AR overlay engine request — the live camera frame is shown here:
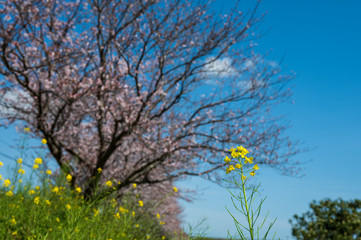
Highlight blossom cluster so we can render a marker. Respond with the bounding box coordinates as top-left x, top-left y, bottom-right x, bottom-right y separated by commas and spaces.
224, 145, 259, 179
